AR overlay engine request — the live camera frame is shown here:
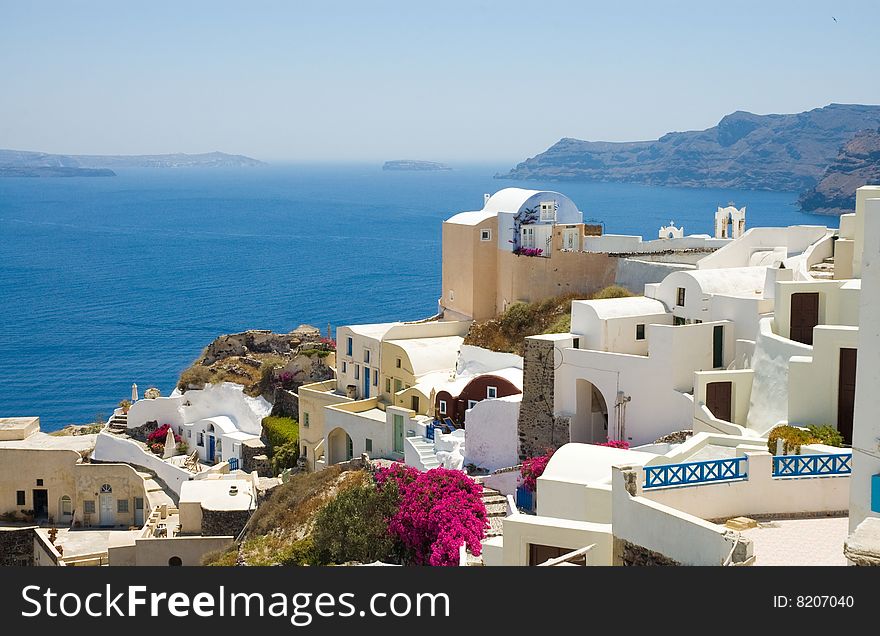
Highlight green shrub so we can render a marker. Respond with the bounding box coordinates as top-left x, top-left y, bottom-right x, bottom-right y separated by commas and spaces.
806, 425, 844, 447
262, 416, 299, 454
592, 285, 634, 300
767, 425, 818, 455
271, 440, 300, 474
310, 480, 402, 565
299, 349, 332, 358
